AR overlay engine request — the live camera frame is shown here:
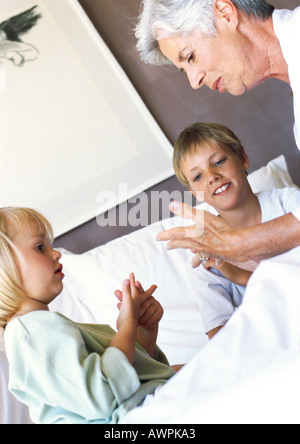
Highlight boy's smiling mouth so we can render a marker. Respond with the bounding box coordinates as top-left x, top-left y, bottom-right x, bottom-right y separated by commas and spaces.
214, 183, 231, 196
